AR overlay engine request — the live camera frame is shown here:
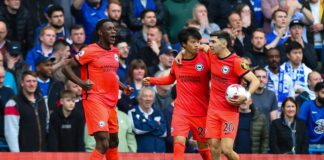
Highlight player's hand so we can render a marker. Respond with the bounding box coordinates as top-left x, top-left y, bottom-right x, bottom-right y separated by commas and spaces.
123, 85, 134, 96
143, 77, 151, 86
228, 95, 247, 106
199, 44, 210, 52
175, 52, 183, 65
81, 79, 94, 91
